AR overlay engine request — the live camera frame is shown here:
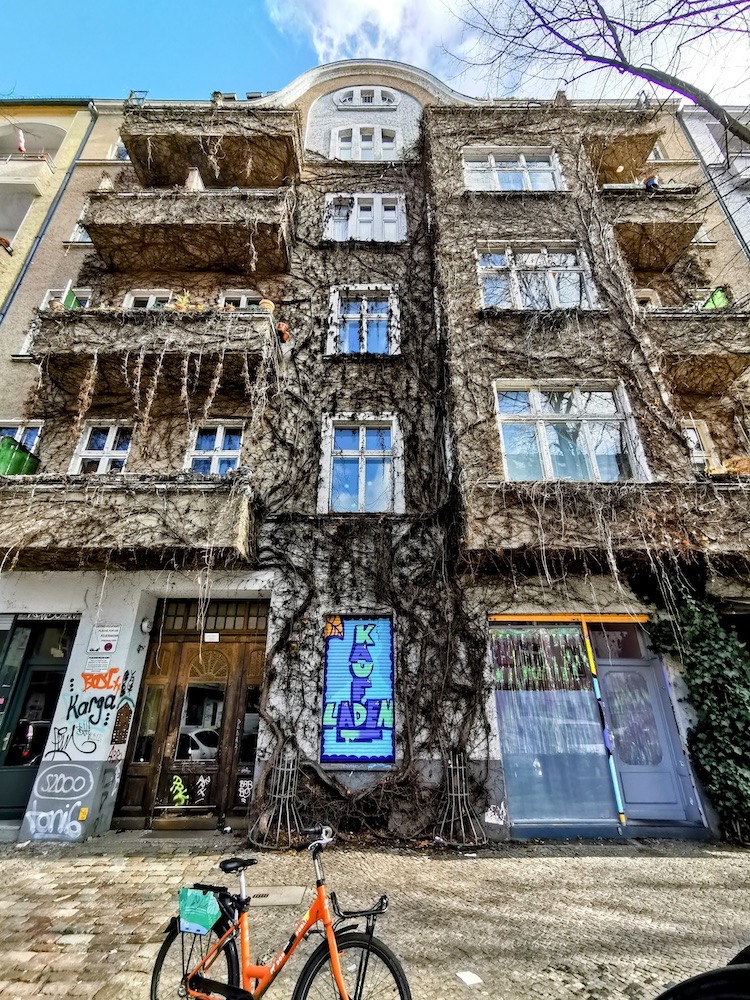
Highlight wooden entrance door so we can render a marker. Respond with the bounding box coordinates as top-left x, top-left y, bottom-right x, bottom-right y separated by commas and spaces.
117, 633, 264, 826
